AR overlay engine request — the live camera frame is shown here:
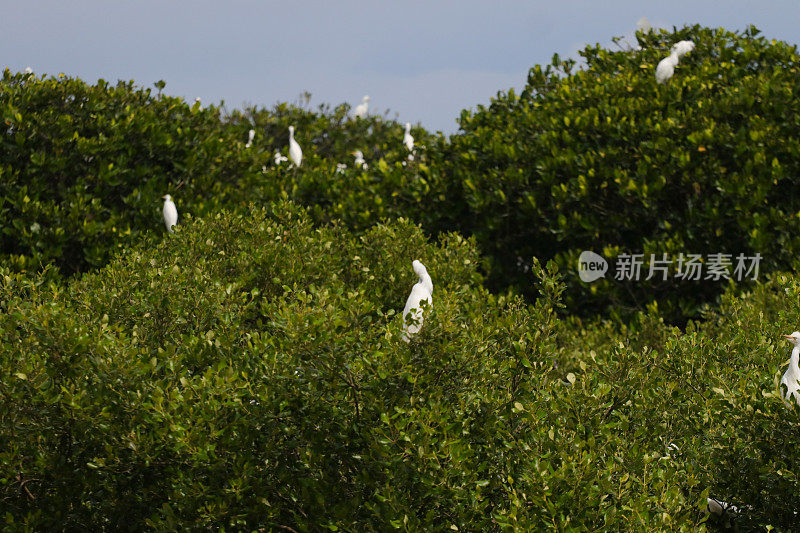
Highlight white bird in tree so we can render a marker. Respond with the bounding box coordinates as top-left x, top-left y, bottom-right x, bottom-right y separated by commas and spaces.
23, 67, 33, 74
288, 126, 302, 167
274, 151, 288, 165
781, 332, 800, 405
655, 53, 679, 84
402, 260, 433, 342
707, 497, 740, 517
655, 40, 694, 84
354, 95, 370, 118
352, 150, 367, 169
403, 122, 414, 152
245, 129, 255, 148
636, 17, 652, 33
162, 194, 178, 233
671, 40, 695, 59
